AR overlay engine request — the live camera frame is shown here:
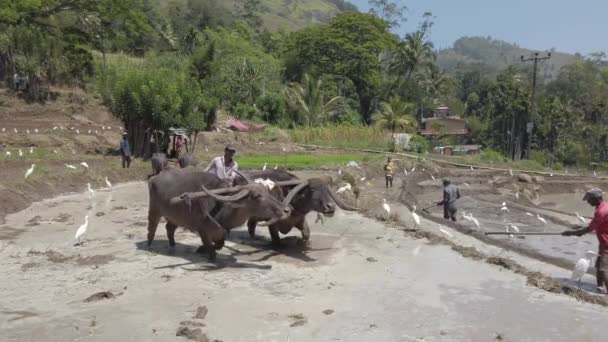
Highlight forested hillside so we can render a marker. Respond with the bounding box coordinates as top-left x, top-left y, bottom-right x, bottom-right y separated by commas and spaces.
437, 36, 582, 82
1, 0, 608, 169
